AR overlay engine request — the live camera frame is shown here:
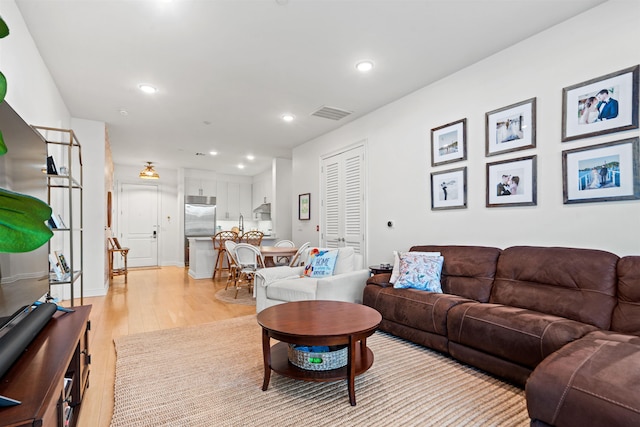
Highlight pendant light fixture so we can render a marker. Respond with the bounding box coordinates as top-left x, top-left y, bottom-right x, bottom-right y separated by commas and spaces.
139, 161, 160, 180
